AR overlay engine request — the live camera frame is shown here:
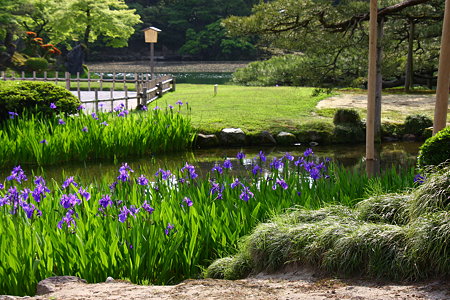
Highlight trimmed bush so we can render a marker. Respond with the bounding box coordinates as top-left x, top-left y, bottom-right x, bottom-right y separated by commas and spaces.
404, 114, 432, 137
25, 57, 48, 72
417, 126, 450, 167
332, 109, 364, 144
0, 81, 81, 120
333, 108, 361, 125
381, 121, 404, 139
